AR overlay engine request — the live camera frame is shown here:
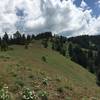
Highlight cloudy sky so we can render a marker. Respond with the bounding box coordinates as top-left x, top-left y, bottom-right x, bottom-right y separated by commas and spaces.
0, 0, 100, 36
